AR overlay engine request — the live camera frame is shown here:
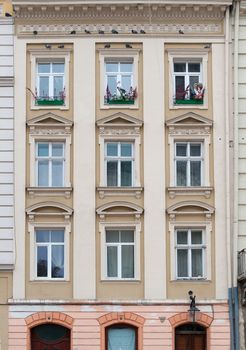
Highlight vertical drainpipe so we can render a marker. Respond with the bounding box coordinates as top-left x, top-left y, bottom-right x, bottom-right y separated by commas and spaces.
233, 1, 240, 349
225, 4, 234, 349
